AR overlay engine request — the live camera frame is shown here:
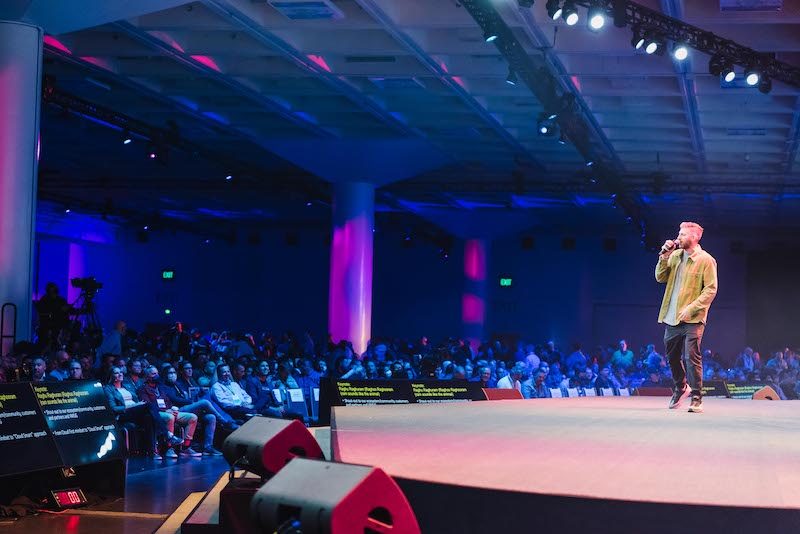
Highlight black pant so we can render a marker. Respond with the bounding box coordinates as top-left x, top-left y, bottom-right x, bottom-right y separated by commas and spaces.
664, 322, 705, 396
118, 402, 170, 450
